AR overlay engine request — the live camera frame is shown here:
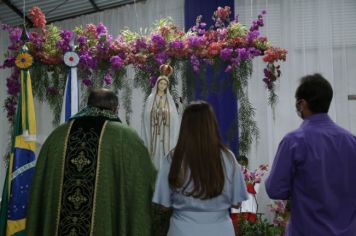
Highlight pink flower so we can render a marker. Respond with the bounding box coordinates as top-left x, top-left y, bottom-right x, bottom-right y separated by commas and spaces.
85, 24, 98, 38
29, 6, 46, 29
214, 6, 231, 21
